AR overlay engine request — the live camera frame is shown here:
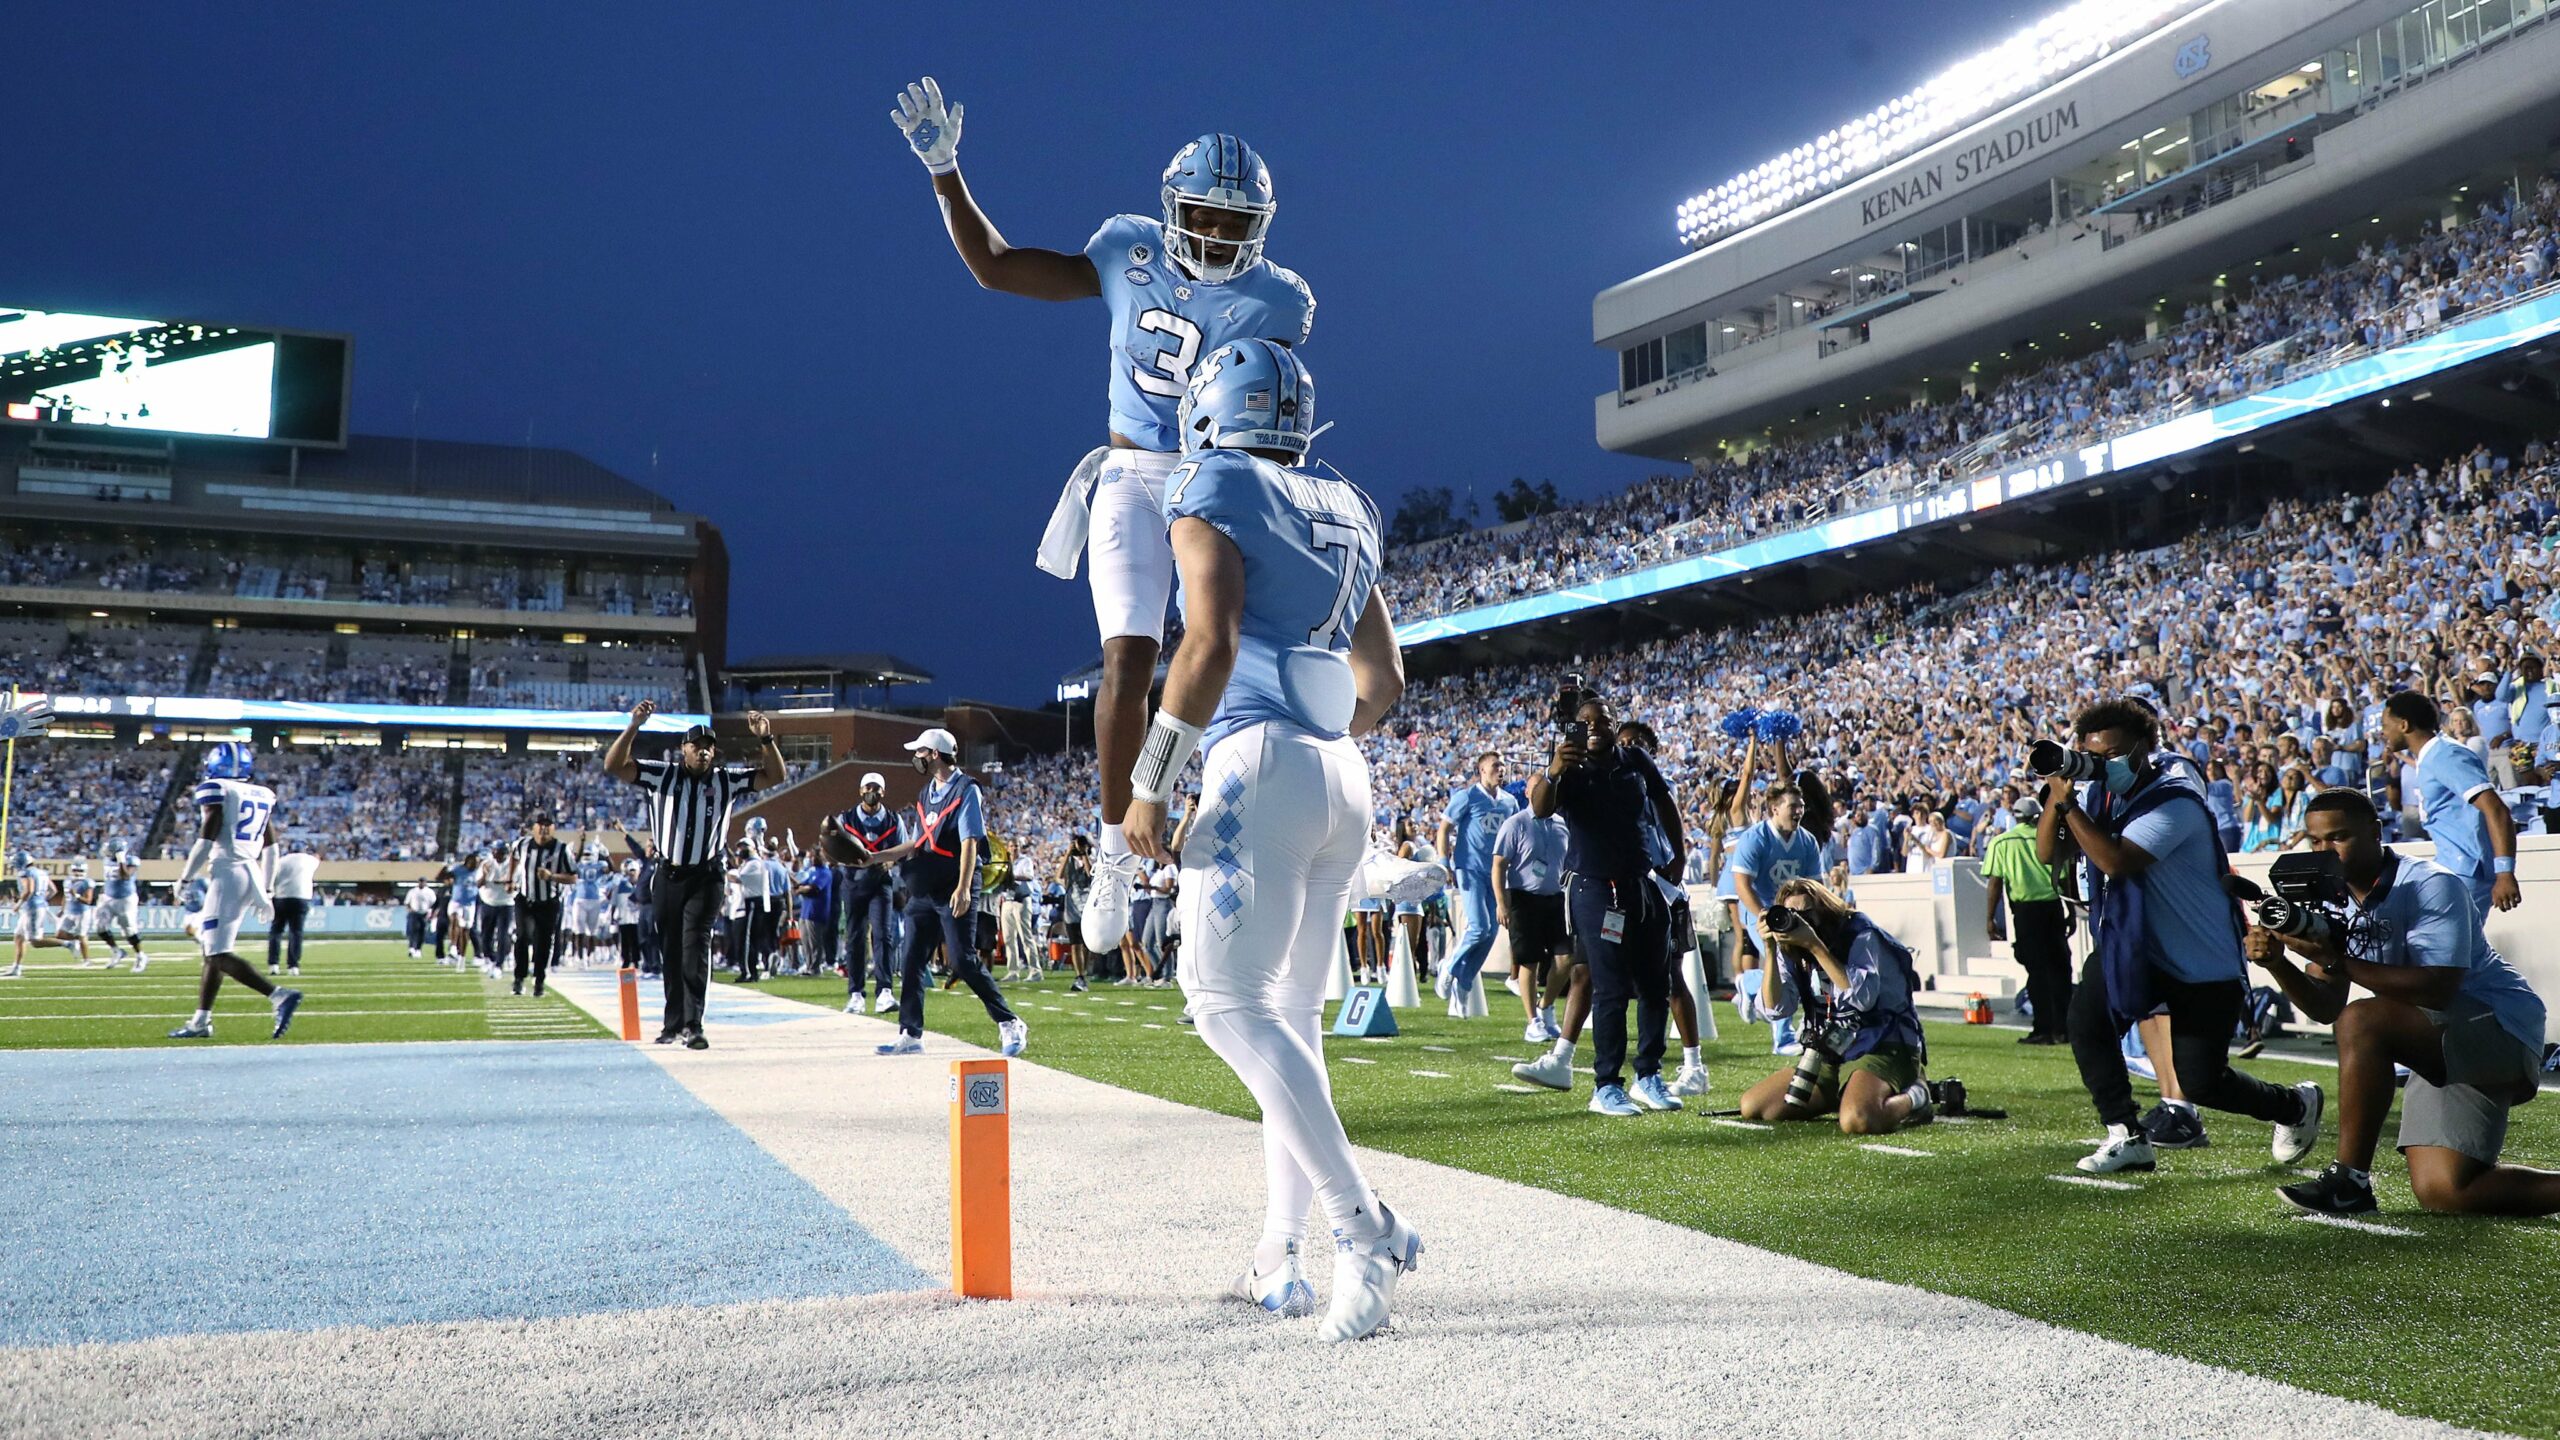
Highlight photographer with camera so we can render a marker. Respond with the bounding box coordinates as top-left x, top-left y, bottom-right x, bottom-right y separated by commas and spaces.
2036, 700, 2325, 1175
2242, 789, 2556, 1217
1736, 877, 1946, 1132
1528, 685, 1685, 1116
